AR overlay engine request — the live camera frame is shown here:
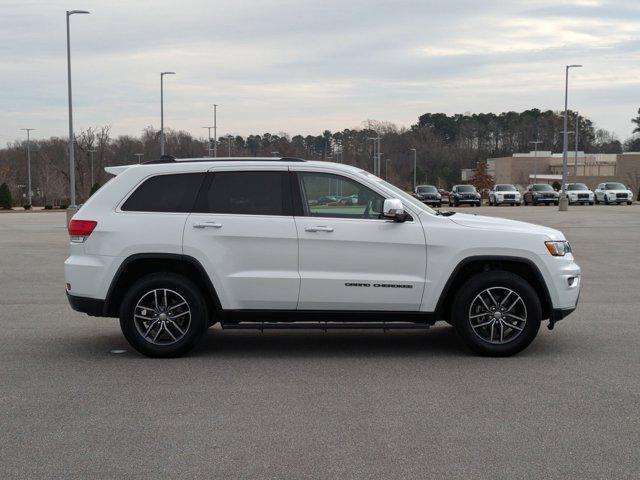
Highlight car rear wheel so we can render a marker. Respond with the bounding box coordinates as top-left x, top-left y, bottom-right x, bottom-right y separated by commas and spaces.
451, 271, 541, 356
119, 273, 208, 358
